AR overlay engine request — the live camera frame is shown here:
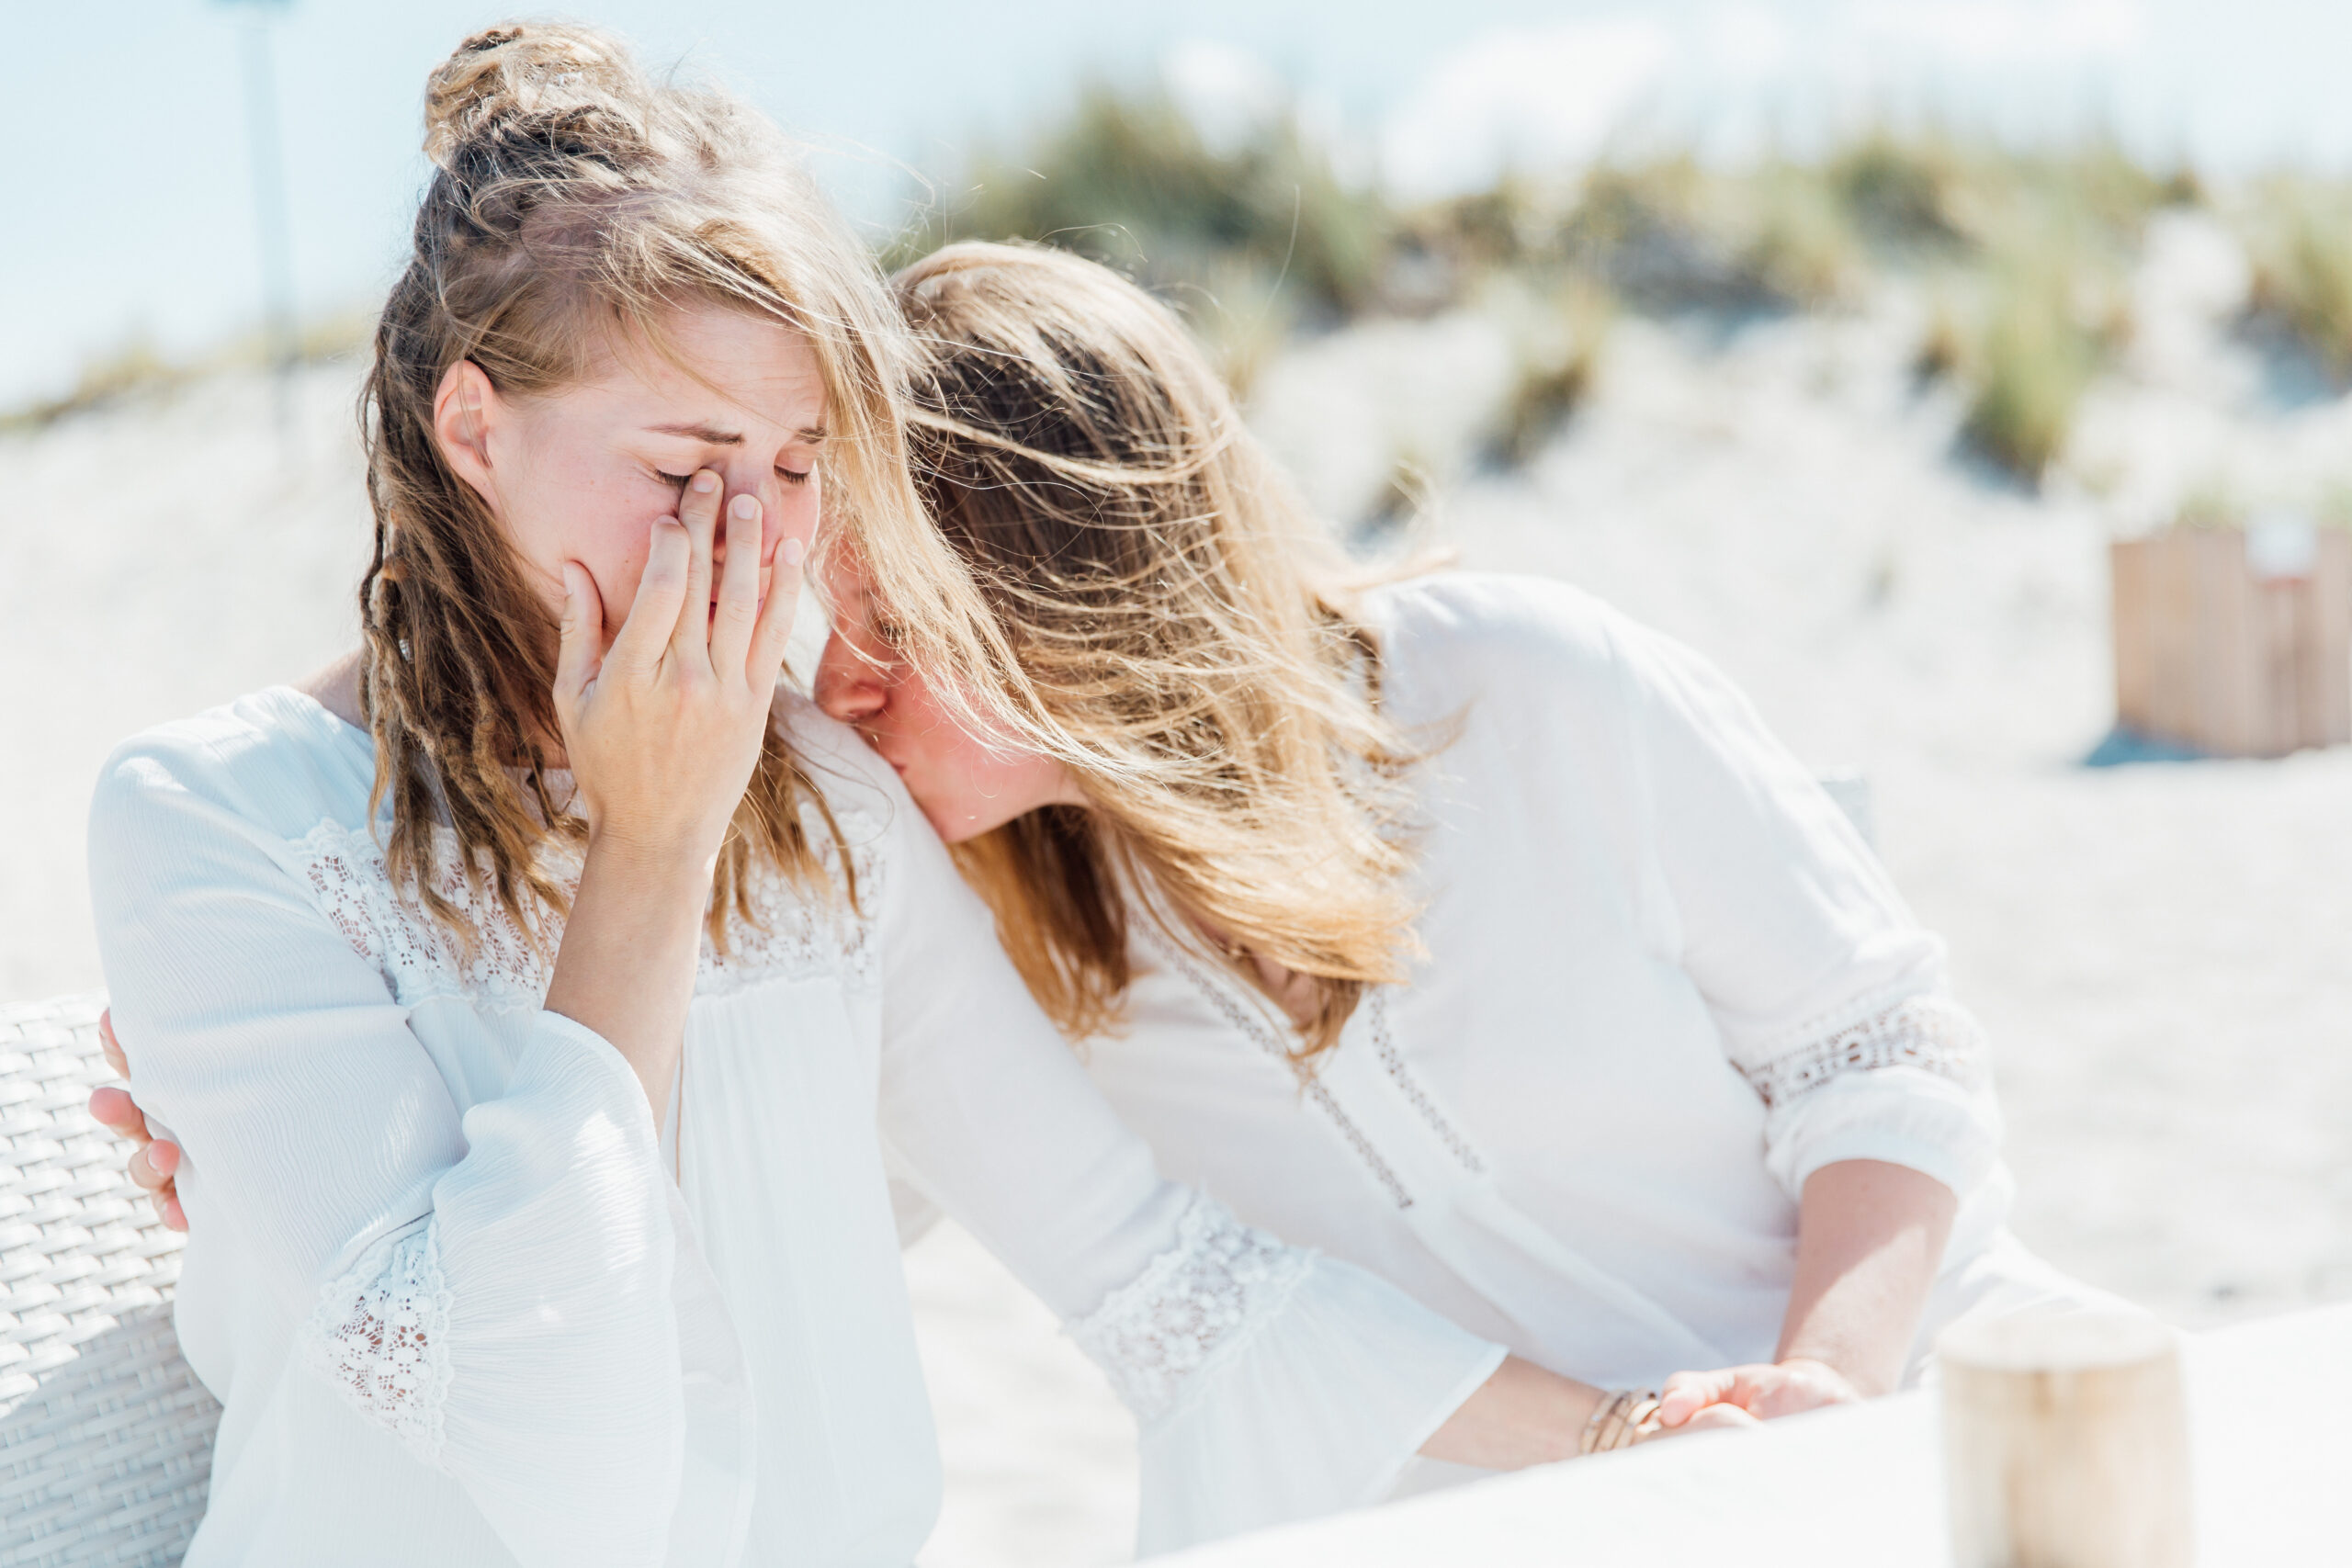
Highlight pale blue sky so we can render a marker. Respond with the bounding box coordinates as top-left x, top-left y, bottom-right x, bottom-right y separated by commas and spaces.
5, 0, 2349, 406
